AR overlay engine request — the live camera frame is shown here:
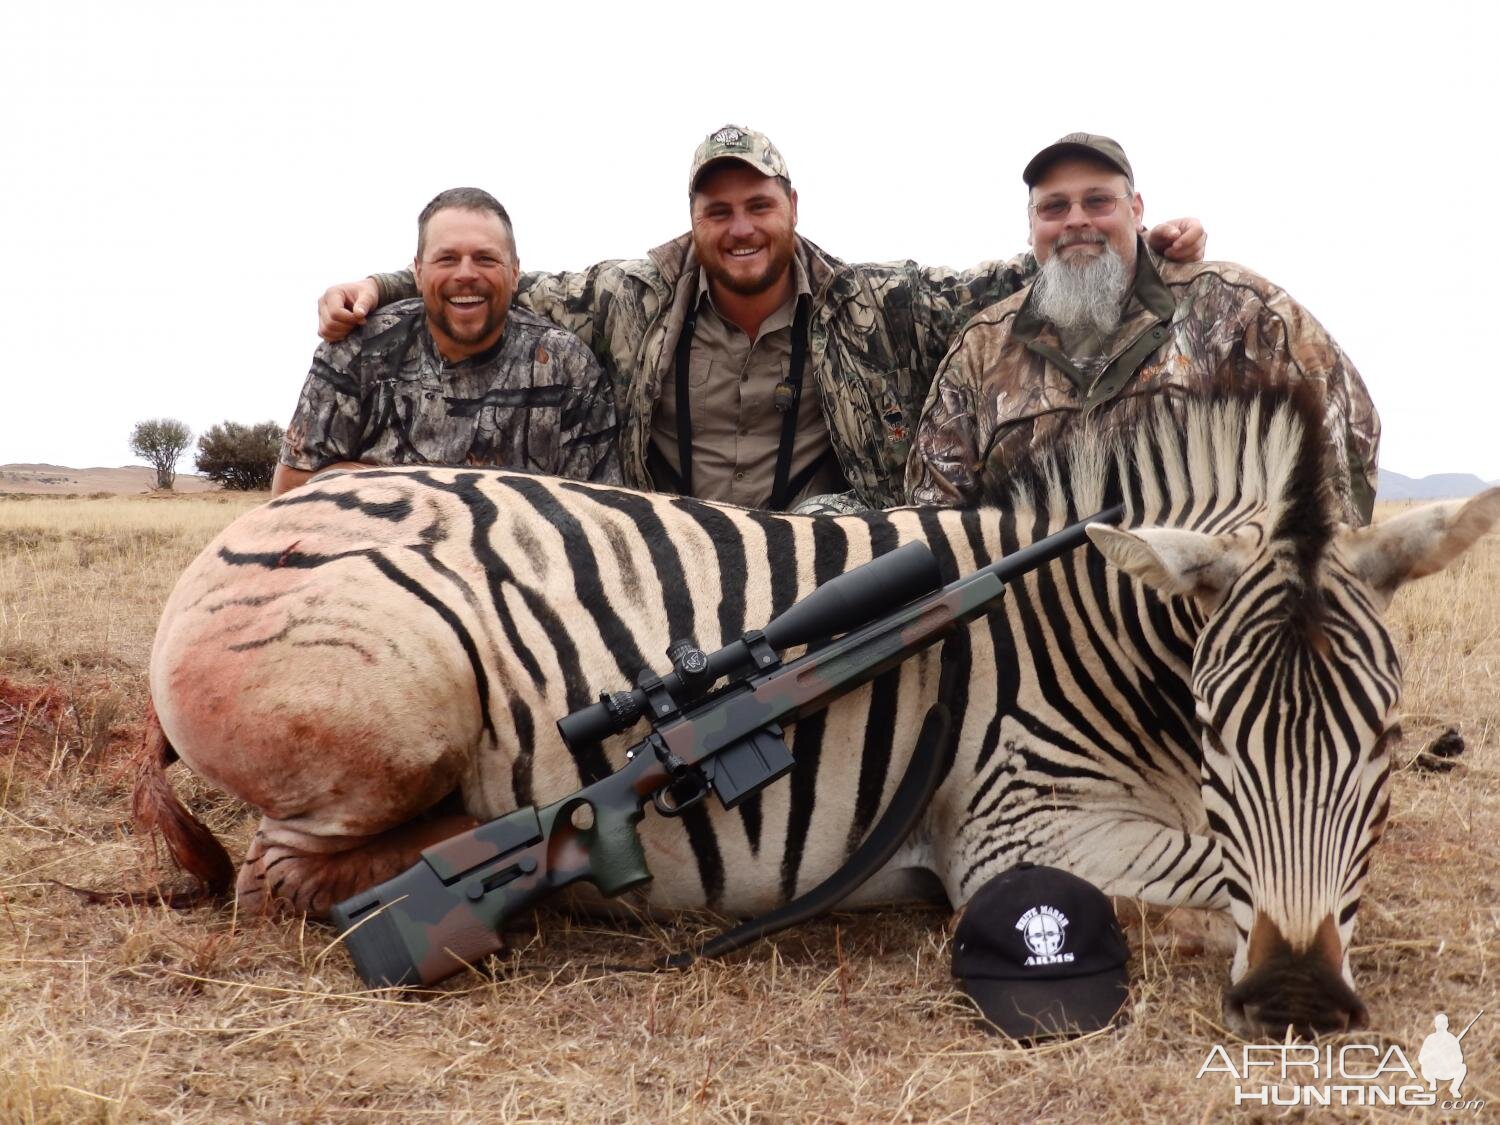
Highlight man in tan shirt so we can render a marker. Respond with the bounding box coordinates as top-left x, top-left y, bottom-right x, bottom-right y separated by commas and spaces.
649, 248, 840, 507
